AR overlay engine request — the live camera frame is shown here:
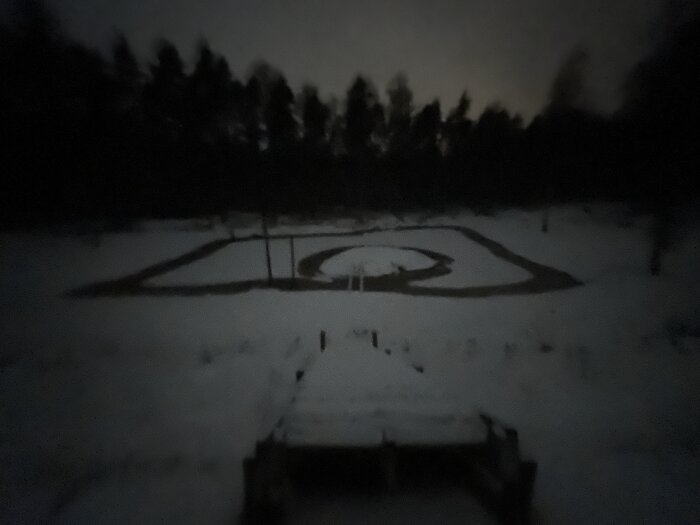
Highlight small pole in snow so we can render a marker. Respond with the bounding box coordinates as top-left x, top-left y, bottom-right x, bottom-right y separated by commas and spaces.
320, 330, 326, 351
262, 213, 273, 285
372, 330, 378, 348
289, 236, 296, 288
542, 183, 553, 233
